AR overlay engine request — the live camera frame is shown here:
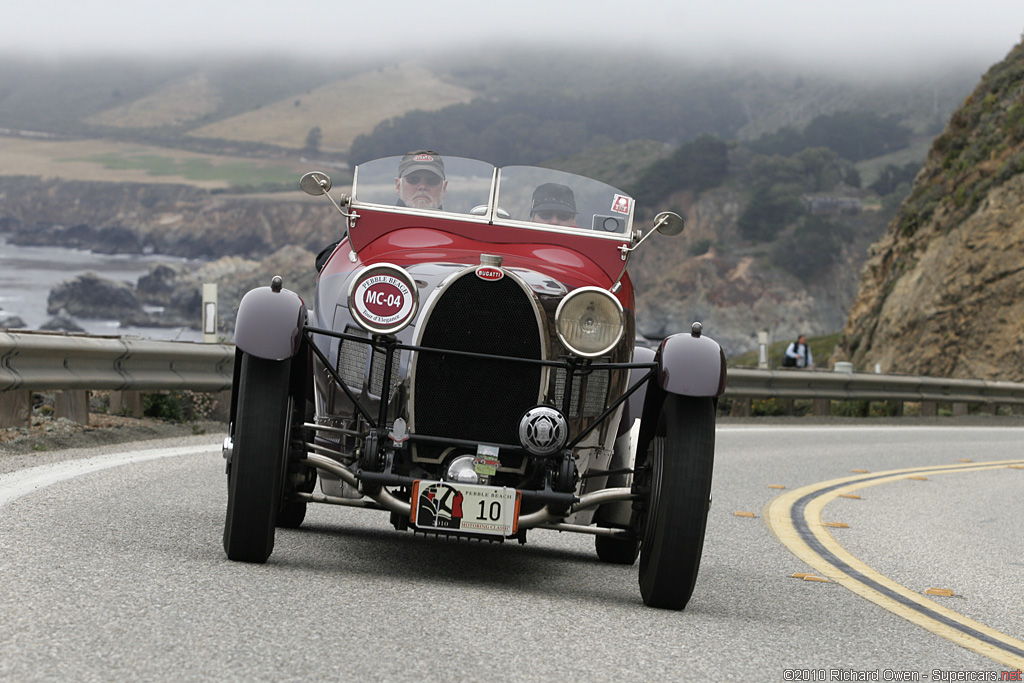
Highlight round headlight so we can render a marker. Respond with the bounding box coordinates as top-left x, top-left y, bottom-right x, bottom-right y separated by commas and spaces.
555, 286, 624, 357
347, 263, 418, 335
